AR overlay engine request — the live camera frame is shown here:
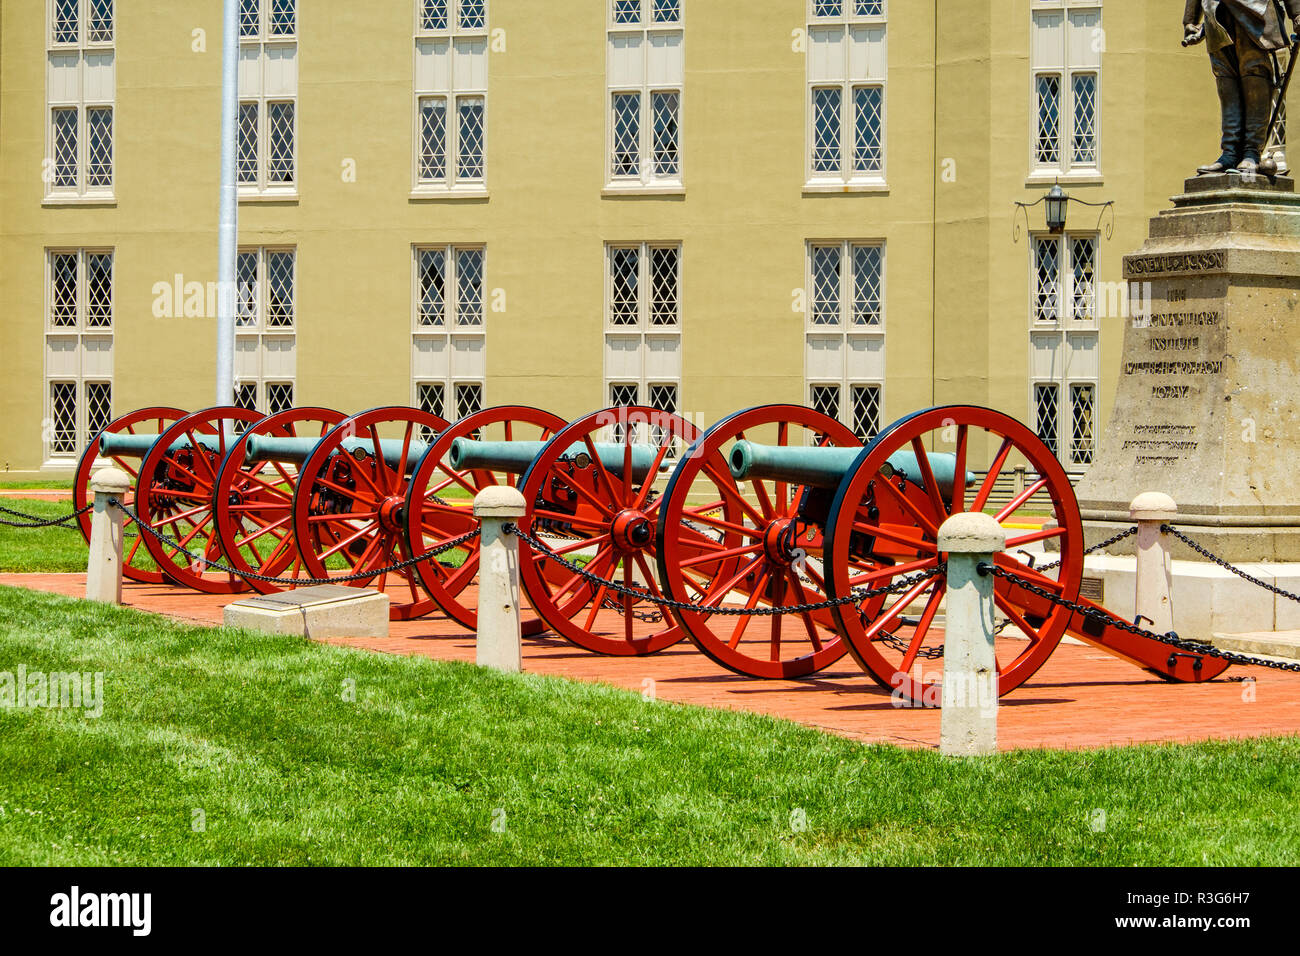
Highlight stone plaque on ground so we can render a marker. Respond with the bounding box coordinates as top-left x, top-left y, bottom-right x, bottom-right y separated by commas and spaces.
1073, 173, 1300, 561
224, 585, 390, 639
